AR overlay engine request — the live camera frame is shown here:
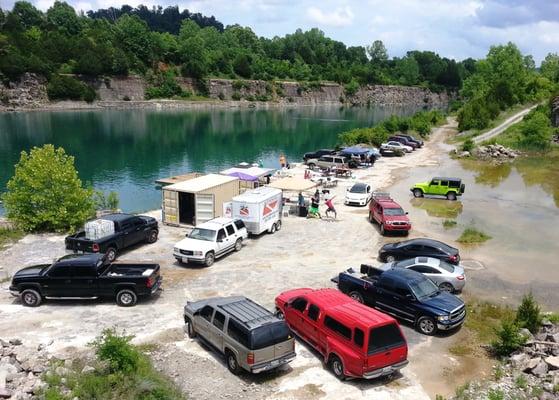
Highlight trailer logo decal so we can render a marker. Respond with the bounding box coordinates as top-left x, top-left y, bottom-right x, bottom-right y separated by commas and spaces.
263, 200, 278, 216
240, 205, 250, 216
